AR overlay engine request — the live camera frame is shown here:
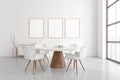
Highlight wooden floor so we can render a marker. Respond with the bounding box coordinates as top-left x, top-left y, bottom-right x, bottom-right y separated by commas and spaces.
0, 57, 120, 80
